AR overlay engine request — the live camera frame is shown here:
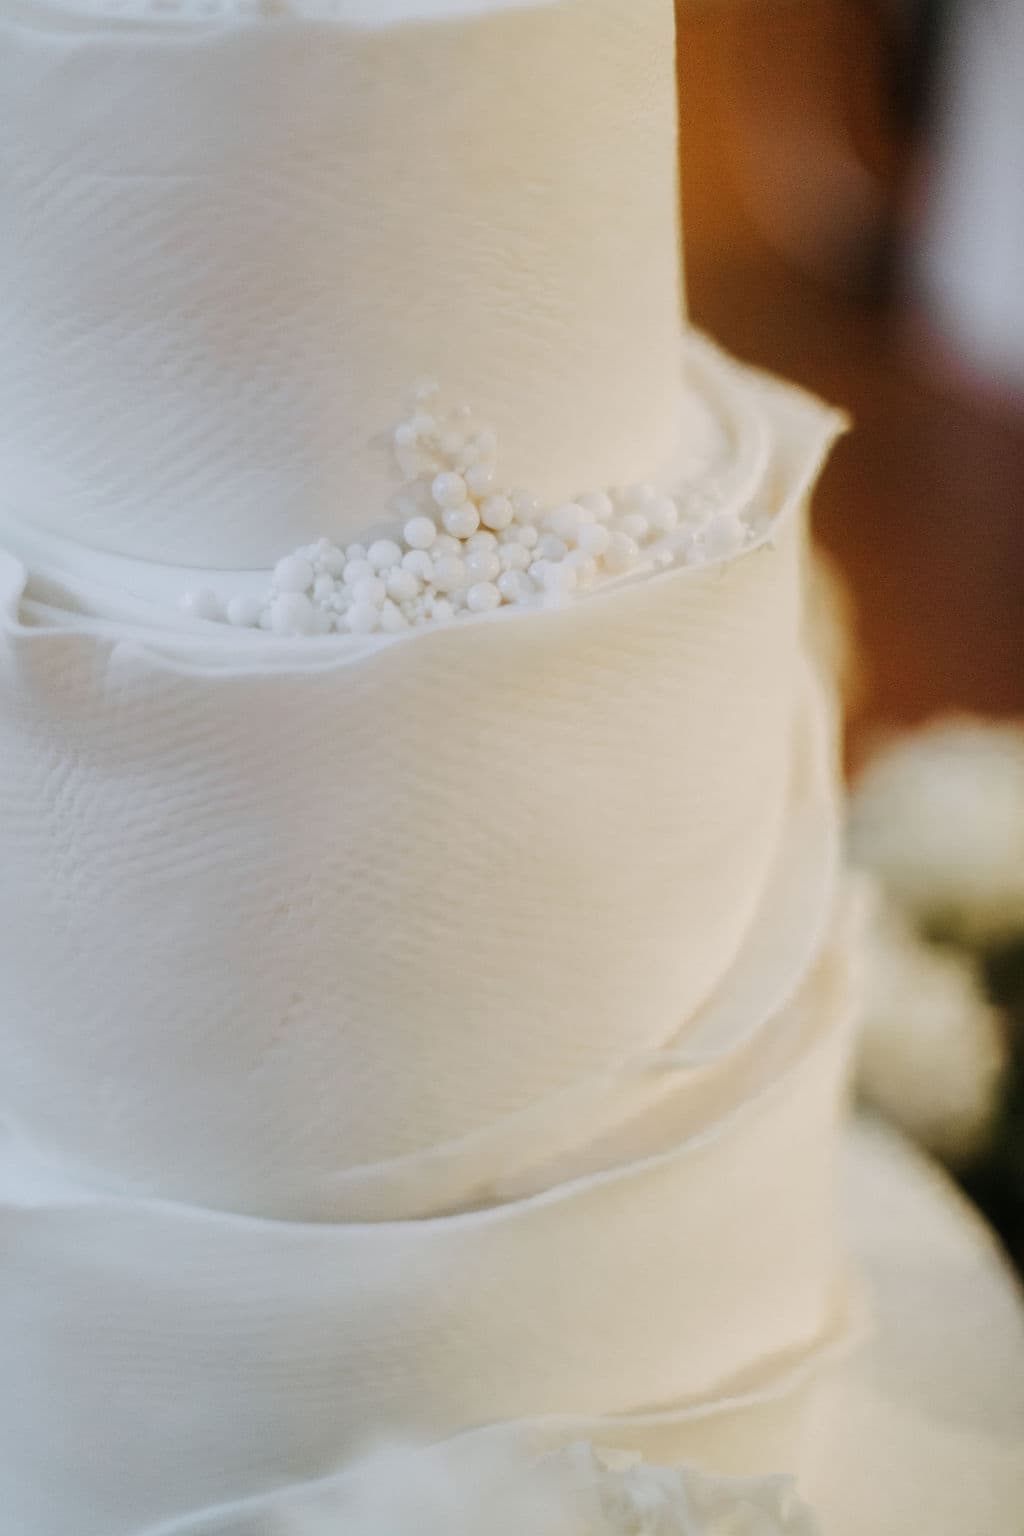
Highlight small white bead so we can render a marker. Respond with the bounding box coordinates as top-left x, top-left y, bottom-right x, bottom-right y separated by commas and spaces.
466, 530, 498, 553
466, 581, 501, 613
465, 462, 496, 498
402, 549, 435, 583
343, 558, 374, 586
442, 502, 481, 540
650, 497, 680, 533
352, 576, 386, 607
622, 482, 656, 510
464, 548, 501, 583
346, 601, 380, 634
497, 569, 535, 605
320, 546, 347, 576
313, 574, 337, 603
431, 533, 462, 560
404, 515, 438, 551
511, 488, 542, 522
515, 522, 539, 550
536, 533, 568, 563
498, 542, 531, 573
225, 593, 263, 628
367, 538, 403, 571
542, 562, 577, 600
432, 470, 469, 510
547, 503, 585, 542
565, 551, 598, 588
619, 512, 650, 543
386, 569, 420, 603
576, 522, 611, 557
431, 598, 455, 623
270, 591, 315, 635
432, 555, 468, 592
480, 495, 515, 532
272, 555, 314, 594
602, 531, 639, 574
180, 587, 222, 622
379, 599, 408, 633
345, 543, 368, 562
577, 491, 615, 522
